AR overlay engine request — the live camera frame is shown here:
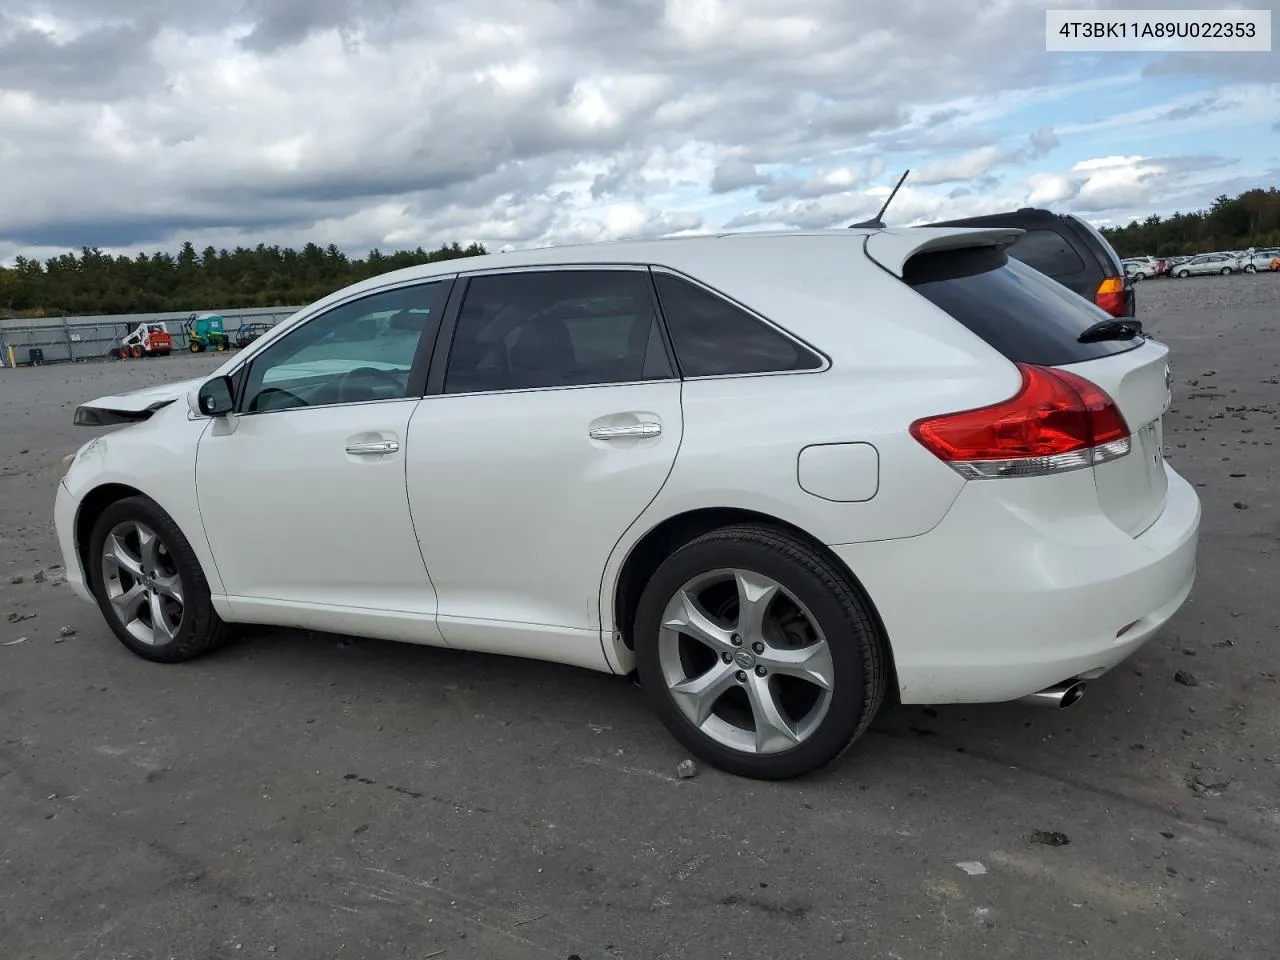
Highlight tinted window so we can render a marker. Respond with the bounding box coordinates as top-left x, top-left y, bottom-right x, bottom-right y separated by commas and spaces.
1005, 228, 1086, 277
905, 246, 1142, 366
241, 282, 444, 413
443, 270, 672, 393
651, 272, 823, 377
